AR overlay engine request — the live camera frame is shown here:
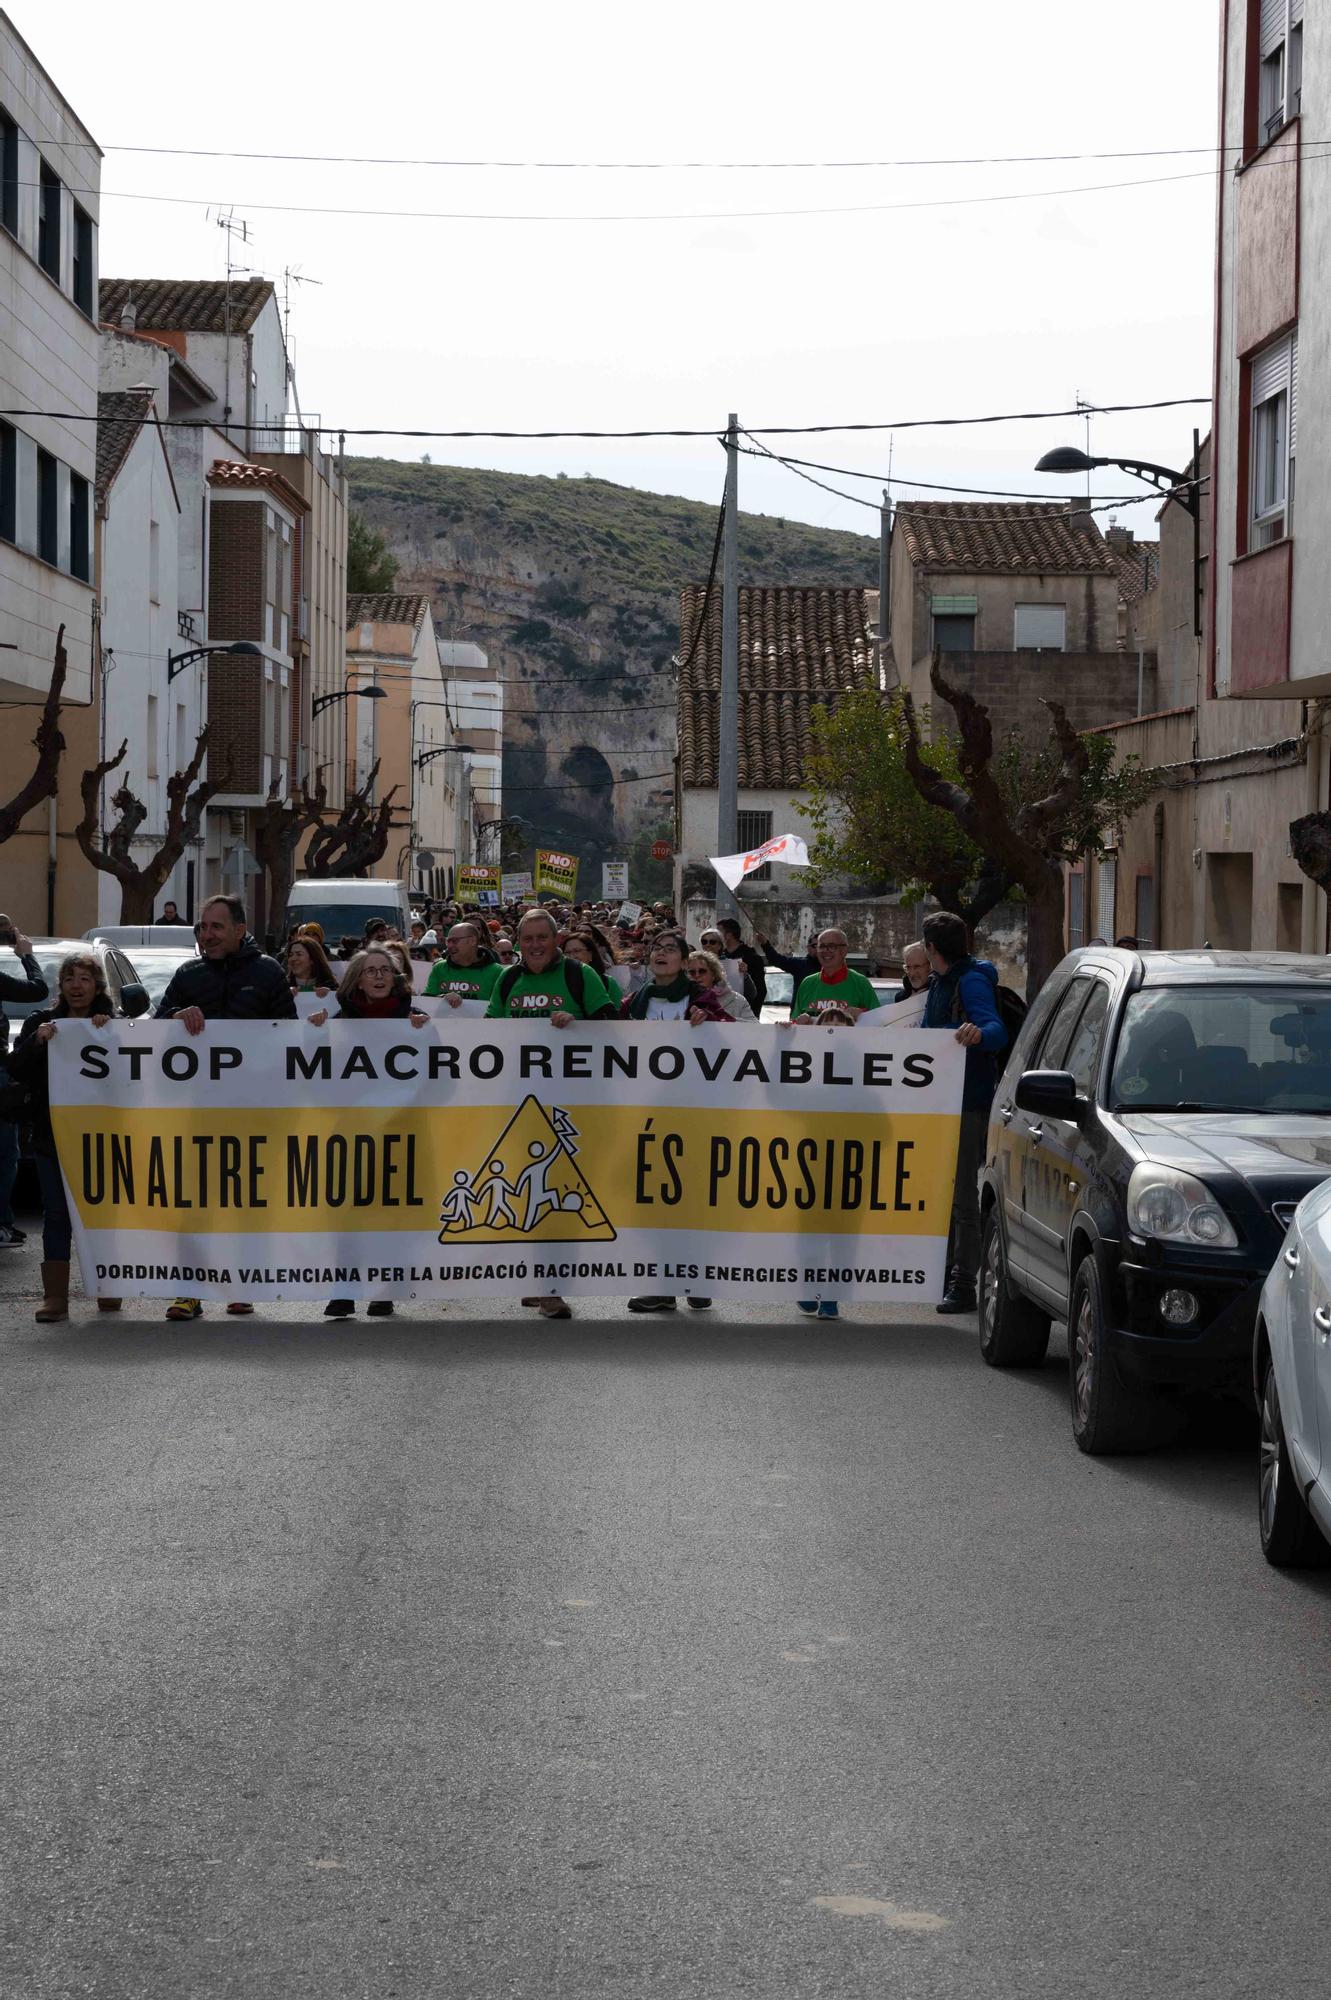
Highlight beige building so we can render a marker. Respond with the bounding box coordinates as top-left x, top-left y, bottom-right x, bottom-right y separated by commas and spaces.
888, 499, 1155, 738
346, 594, 467, 897
0, 13, 99, 931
